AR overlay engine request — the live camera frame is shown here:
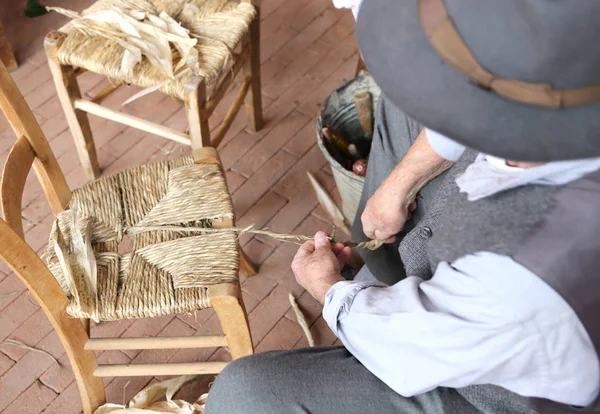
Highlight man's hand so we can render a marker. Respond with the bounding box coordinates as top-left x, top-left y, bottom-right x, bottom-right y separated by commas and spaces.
291, 231, 352, 305
362, 129, 452, 242
362, 185, 417, 243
